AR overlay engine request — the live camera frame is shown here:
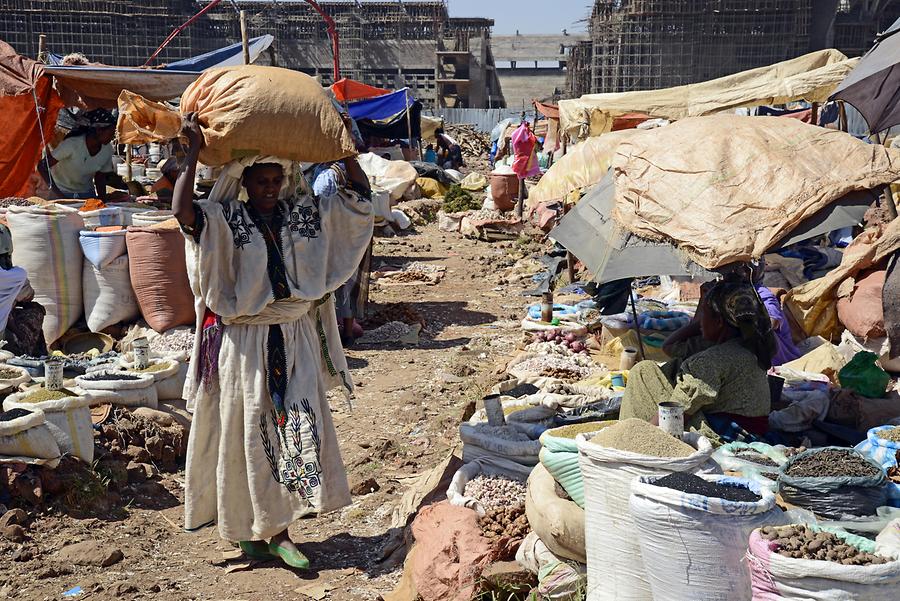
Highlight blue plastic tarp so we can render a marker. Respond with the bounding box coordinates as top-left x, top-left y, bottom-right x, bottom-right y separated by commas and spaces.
347, 88, 415, 122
